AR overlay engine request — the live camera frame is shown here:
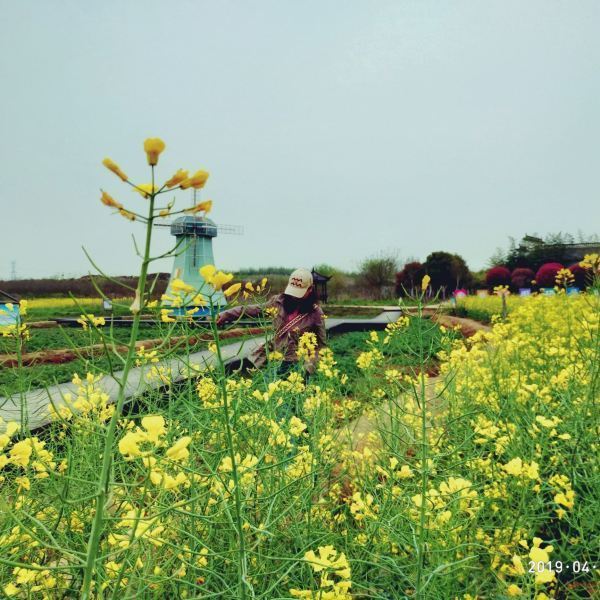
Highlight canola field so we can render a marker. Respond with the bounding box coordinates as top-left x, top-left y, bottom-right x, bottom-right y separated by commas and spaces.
0, 293, 598, 599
